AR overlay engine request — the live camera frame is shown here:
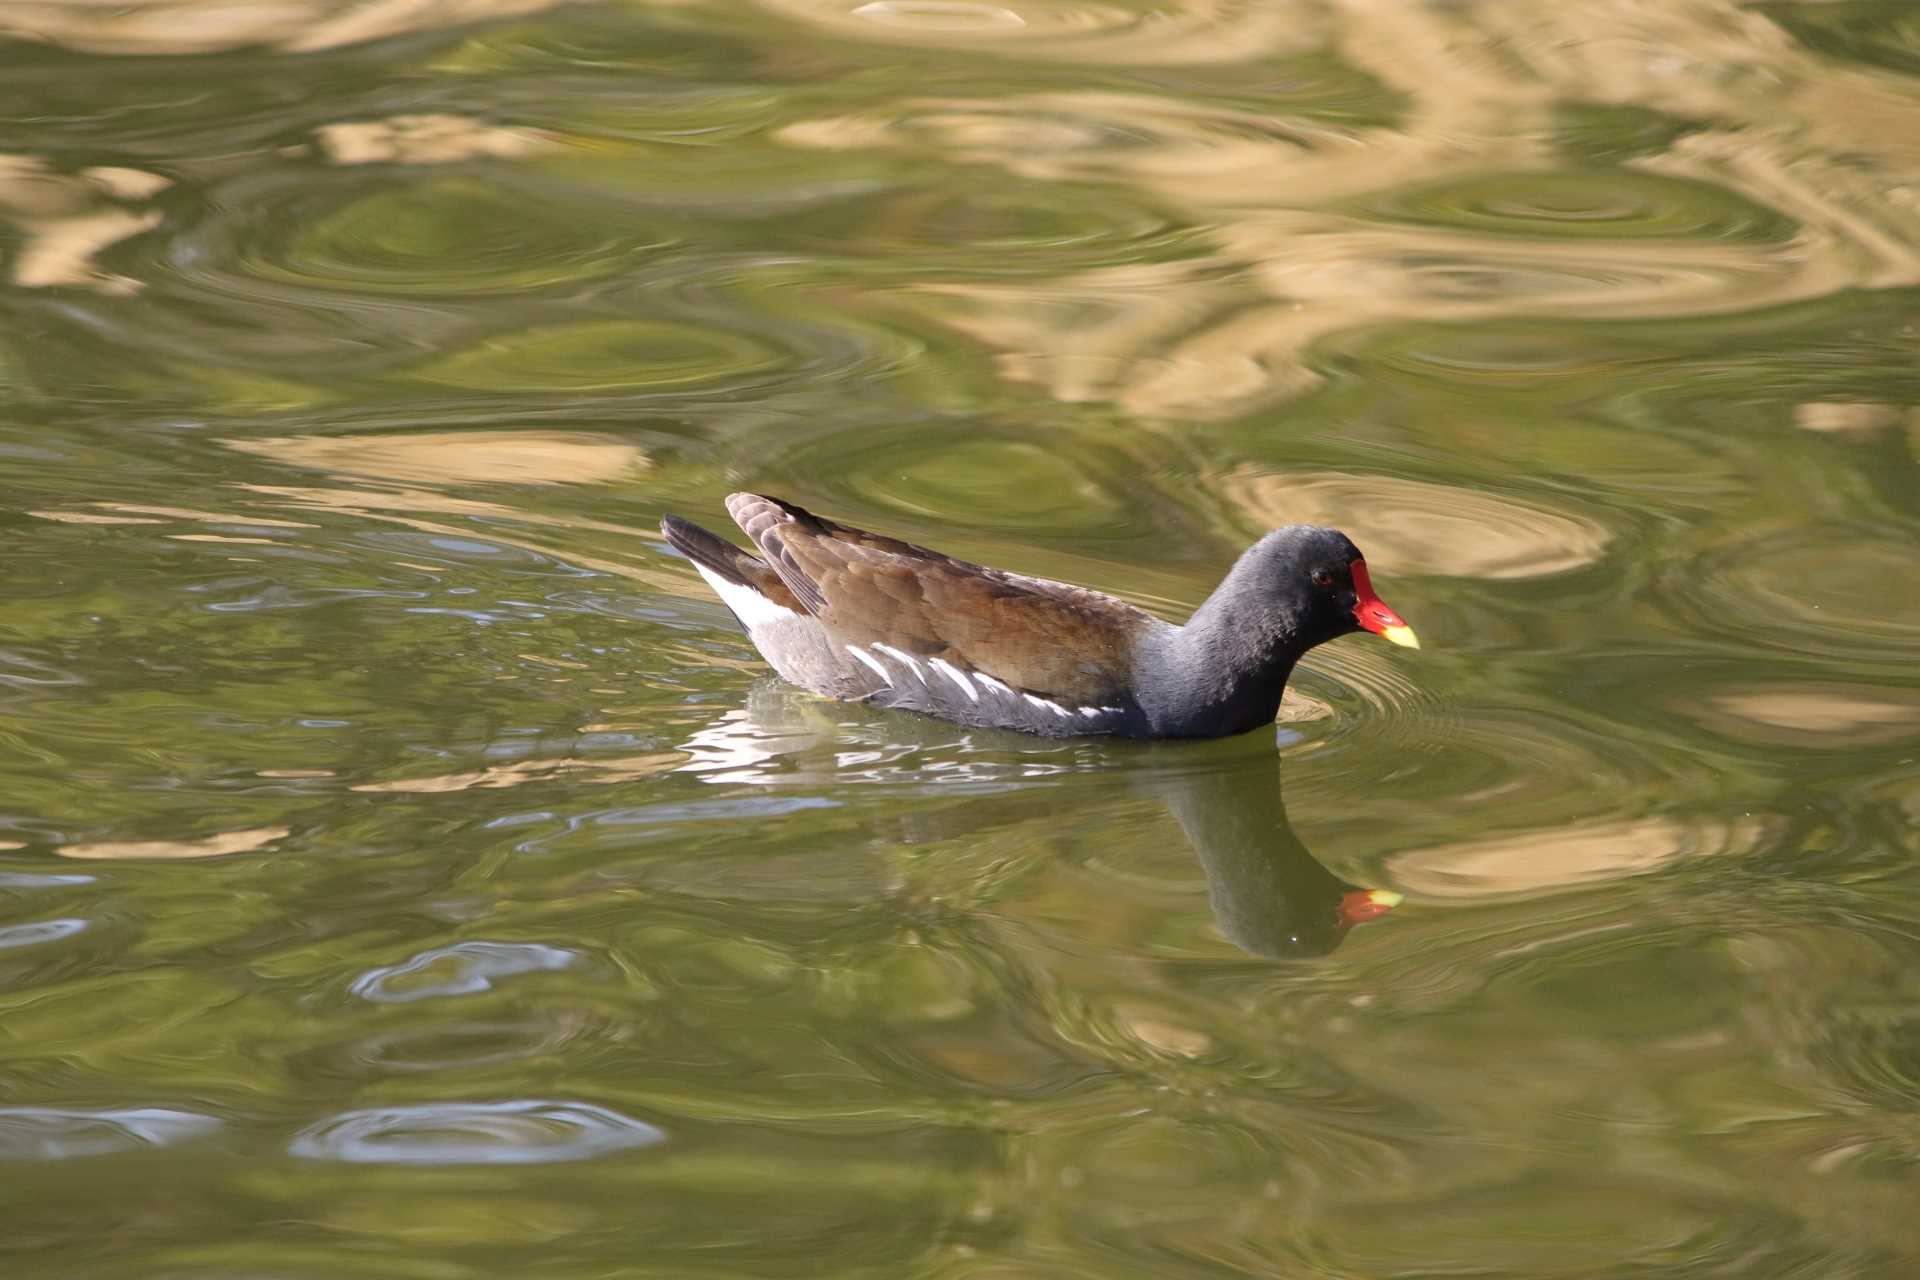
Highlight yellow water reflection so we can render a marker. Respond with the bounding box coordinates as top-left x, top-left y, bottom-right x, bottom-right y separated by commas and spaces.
227, 431, 646, 487
1390, 817, 1769, 898
758, 0, 1323, 63
1794, 402, 1908, 435
1689, 687, 1920, 747
314, 115, 555, 166
61, 826, 291, 861
1224, 469, 1609, 579
0, 156, 165, 293
352, 751, 686, 793
783, 0, 1920, 419
0, 0, 576, 54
